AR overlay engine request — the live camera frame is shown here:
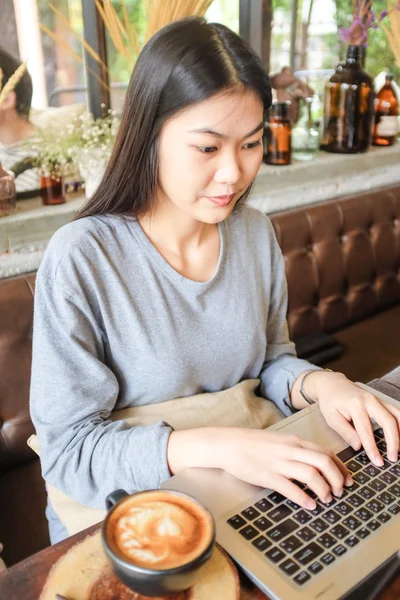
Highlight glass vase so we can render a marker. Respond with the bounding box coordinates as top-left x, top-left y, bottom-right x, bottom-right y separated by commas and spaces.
40, 174, 66, 206
0, 162, 16, 217
291, 98, 320, 161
